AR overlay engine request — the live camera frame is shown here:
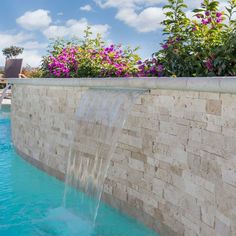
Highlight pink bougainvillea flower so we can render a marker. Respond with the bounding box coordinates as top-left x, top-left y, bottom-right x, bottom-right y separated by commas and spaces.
207, 17, 212, 23
216, 17, 223, 23
202, 19, 209, 25
162, 44, 168, 50
205, 58, 214, 71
